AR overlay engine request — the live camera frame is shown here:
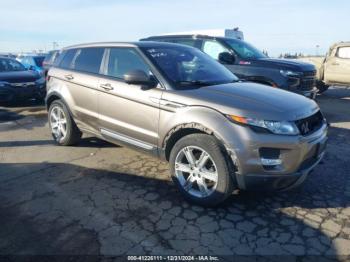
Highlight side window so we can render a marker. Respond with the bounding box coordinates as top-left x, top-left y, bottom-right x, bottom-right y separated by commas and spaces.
337, 47, 350, 59
172, 39, 197, 47
60, 49, 77, 69
202, 40, 228, 60
27, 57, 35, 66
72, 48, 104, 74
21, 57, 28, 65
106, 48, 150, 79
